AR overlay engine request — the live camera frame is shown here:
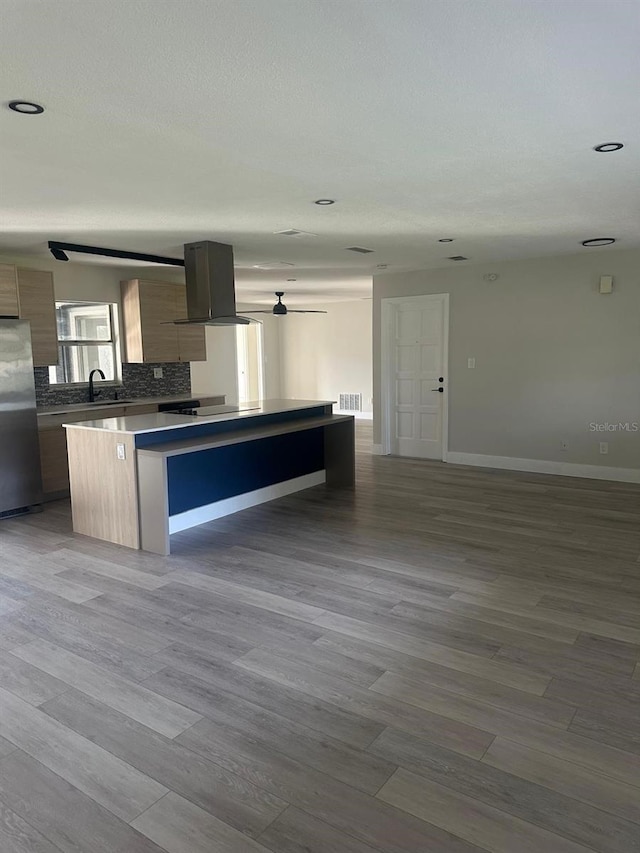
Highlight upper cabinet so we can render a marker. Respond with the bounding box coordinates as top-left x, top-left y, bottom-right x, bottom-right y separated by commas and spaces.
121, 279, 179, 363
175, 287, 207, 362
16, 268, 58, 366
121, 279, 206, 363
0, 264, 58, 366
0, 265, 20, 316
